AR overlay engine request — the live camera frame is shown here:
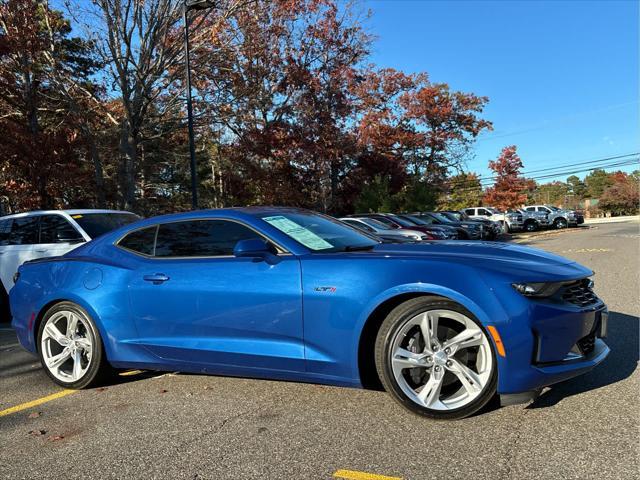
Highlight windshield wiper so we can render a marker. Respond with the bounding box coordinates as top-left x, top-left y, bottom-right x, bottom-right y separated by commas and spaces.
344, 244, 376, 252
